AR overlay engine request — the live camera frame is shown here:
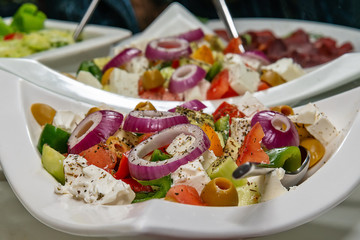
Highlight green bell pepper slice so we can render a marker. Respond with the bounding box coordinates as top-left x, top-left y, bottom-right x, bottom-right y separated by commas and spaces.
77, 60, 103, 81
150, 149, 172, 162
132, 175, 172, 203
215, 115, 230, 143
205, 61, 222, 81
261, 146, 302, 172
37, 124, 70, 154
0, 17, 14, 36
11, 3, 46, 33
